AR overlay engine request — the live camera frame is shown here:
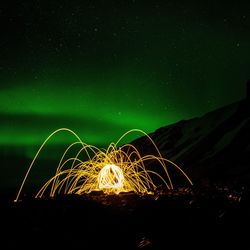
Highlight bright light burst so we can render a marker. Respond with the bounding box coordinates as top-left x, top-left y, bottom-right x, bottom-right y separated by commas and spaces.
98, 164, 124, 193
15, 128, 192, 201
